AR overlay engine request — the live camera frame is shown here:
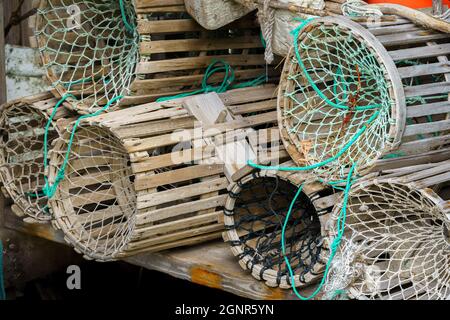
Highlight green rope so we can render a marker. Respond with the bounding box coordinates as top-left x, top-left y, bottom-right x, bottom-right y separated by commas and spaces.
281, 162, 357, 300
156, 60, 267, 102
42, 95, 123, 199
249, 111, 380, 172
0, 240, 6, 300
291, 19, 381, 112
119, 0, 135, 34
